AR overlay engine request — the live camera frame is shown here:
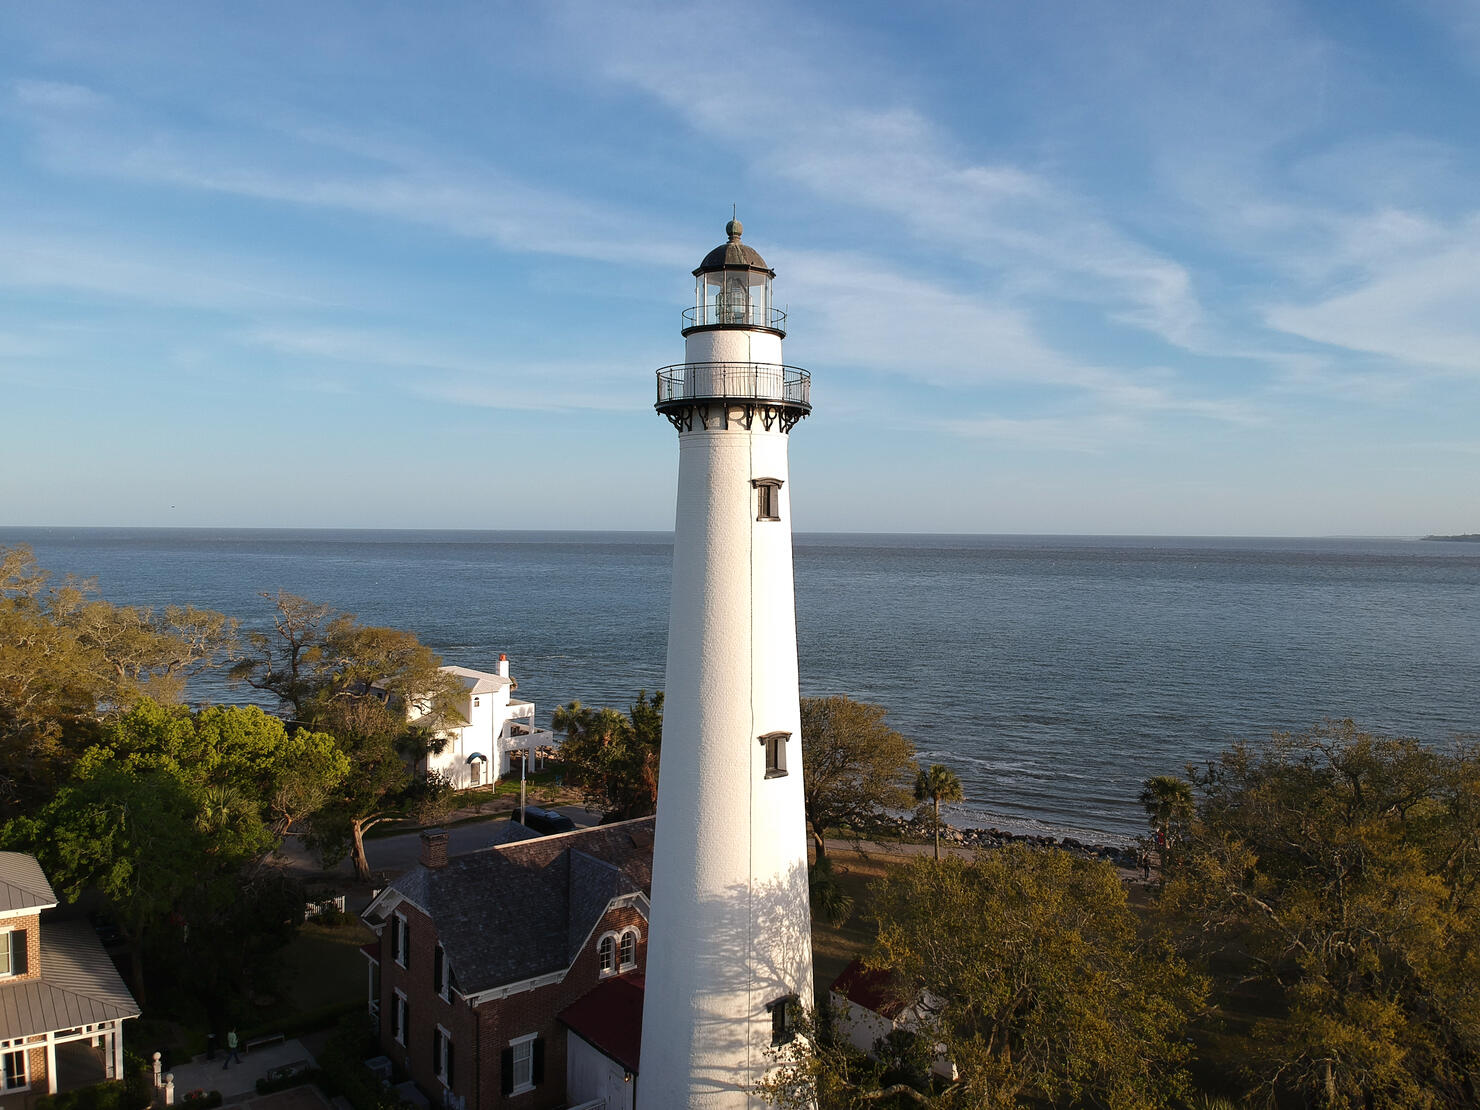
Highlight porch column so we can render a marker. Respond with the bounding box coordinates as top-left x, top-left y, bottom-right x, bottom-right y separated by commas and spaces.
111, 1023, 123, 1080
45, 1033, 57, 1094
